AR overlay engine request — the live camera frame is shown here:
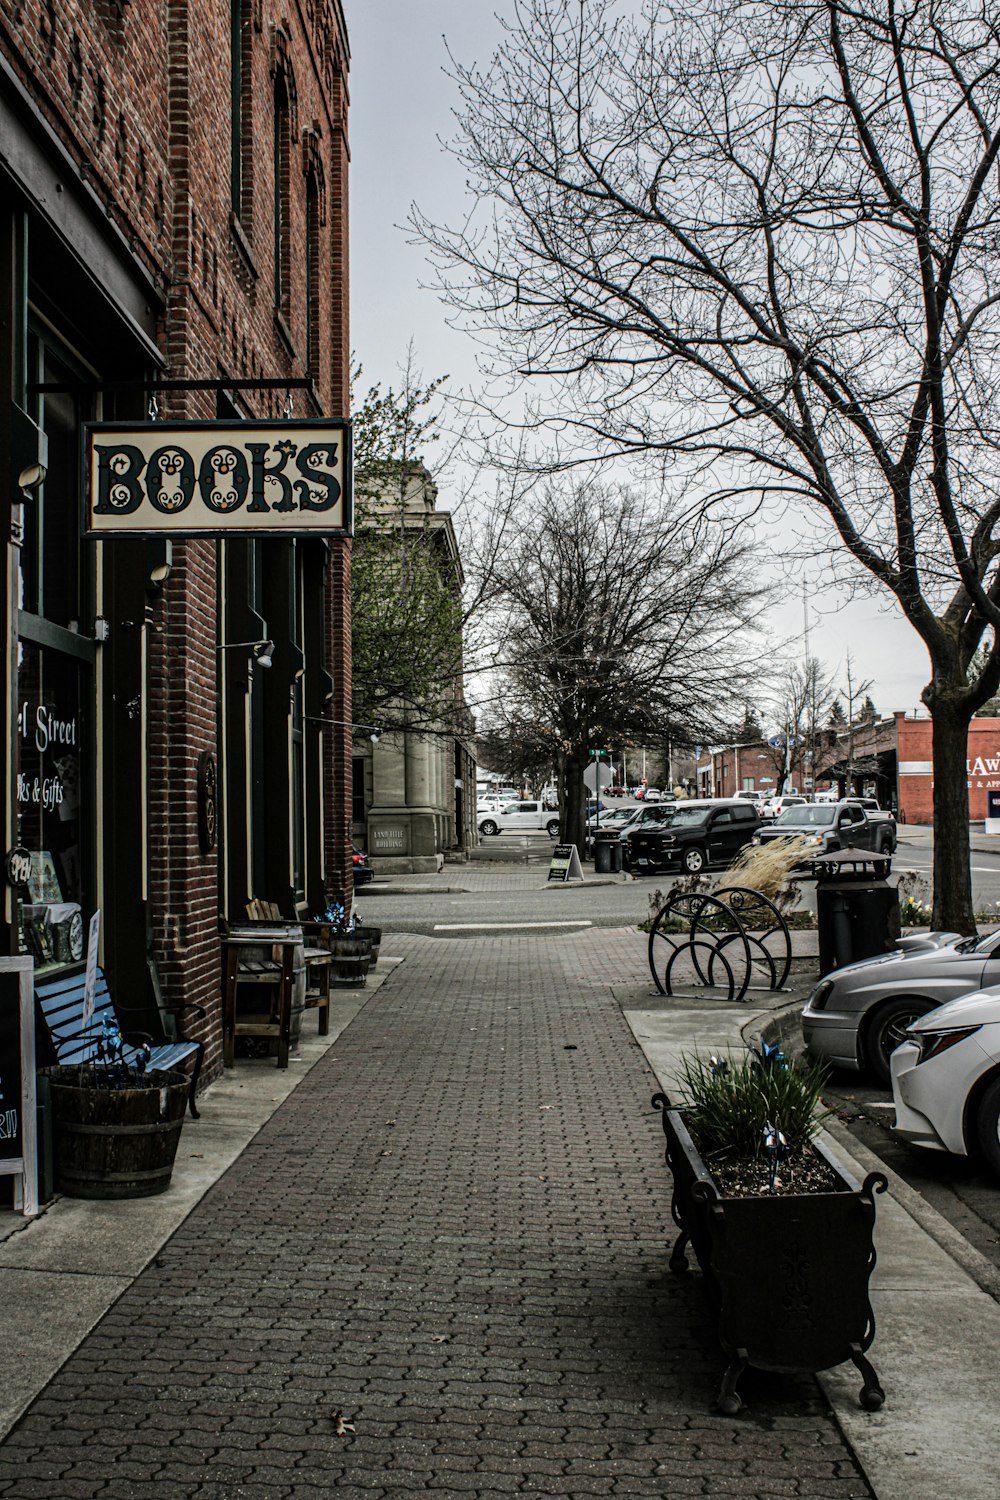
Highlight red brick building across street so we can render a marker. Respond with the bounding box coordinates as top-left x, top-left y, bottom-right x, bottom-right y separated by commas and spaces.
699, 713, 1000, 824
